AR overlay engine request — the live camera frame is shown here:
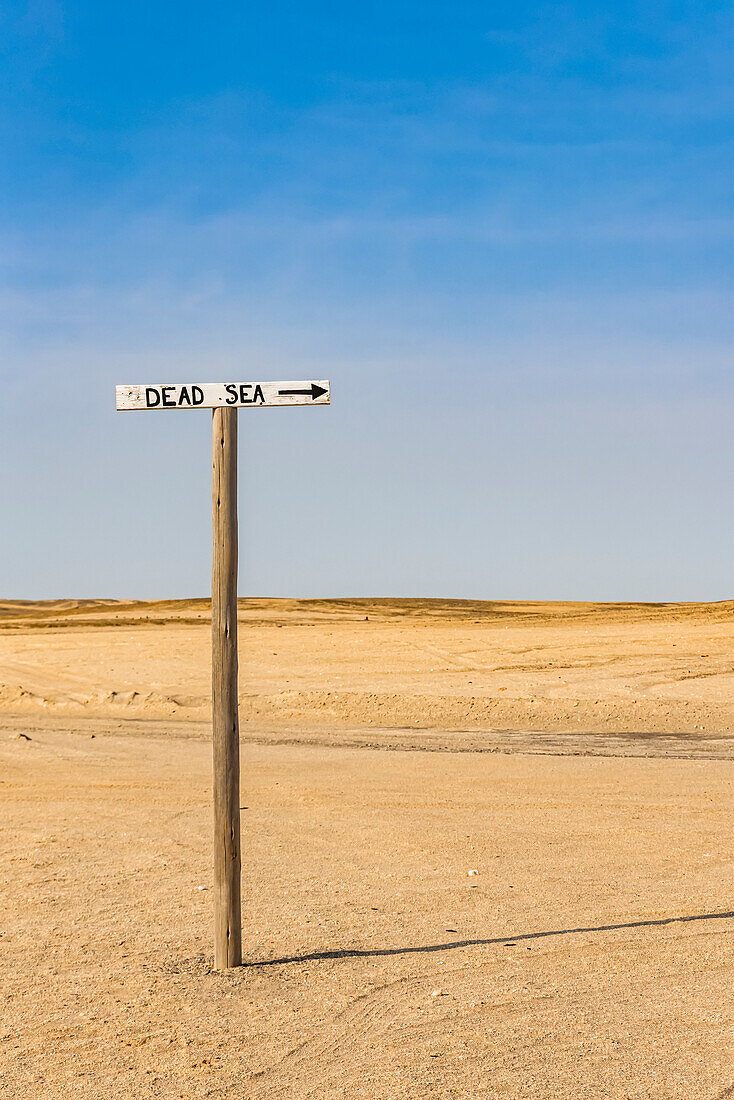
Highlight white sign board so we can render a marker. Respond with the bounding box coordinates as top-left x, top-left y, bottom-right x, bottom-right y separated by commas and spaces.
116, 380, 330, 411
